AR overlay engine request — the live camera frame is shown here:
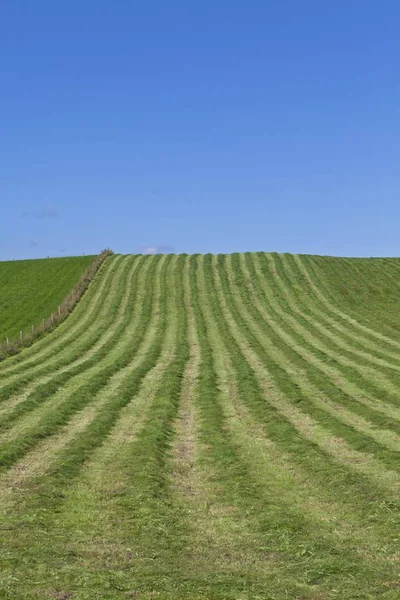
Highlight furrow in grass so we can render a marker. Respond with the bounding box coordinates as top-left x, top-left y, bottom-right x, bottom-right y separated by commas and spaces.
0, 255, 146, 428
0, 254, 129, 392
0, 255, 135, 396
47, 254, 181, 511
243, 253, 400, 408
187, 255, 315, 595
0, 255, 143, 415
0, 253, 400, 599
0, 254, 124, 377
0, 254, 179, 511
196, 255, 400, 598
316, 255, 400, 341
294, 253, 400, 351
202, 256, 400, 520
275, 253, 400, 369
243, 253, 400, 428
215, 362, 398, 560
210, 254, 400, 497
264, 252, 400, 415
267, 252, 400, 371
203, 257, 400, 576
171, 258, 201, 499
0, 256, 192, 599
0, 255, 165, 470
30, 253, 172, 481
225, 254, 400, 466
53, 253, 182, 478
203, 255, 400, 566
167, 258, 292, 596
